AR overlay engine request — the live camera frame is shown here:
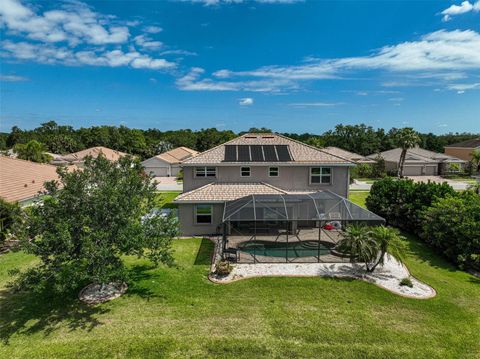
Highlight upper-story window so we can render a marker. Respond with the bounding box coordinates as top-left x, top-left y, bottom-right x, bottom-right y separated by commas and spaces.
240, 167, 251, 177
195, 167, 216, 178
268, 167, 279, 177
310, 167, 332, 184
